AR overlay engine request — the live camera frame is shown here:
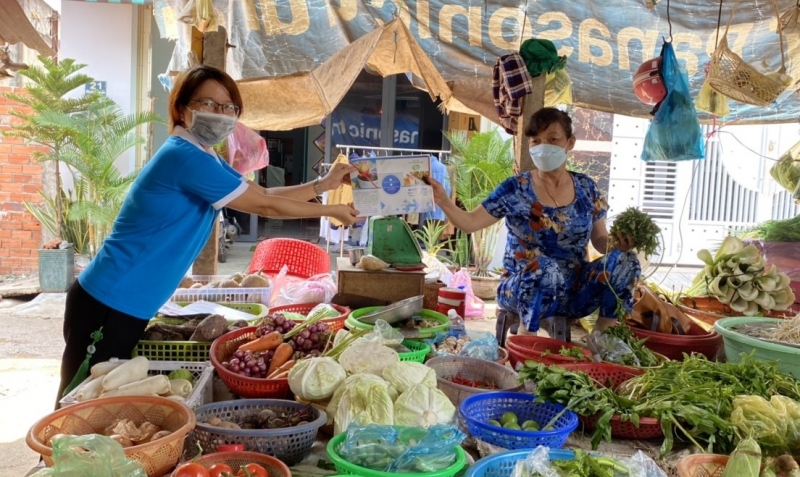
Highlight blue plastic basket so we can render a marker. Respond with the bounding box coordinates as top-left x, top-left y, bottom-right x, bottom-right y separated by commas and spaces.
466, 449, 575, 477
459, 392, 578, 450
